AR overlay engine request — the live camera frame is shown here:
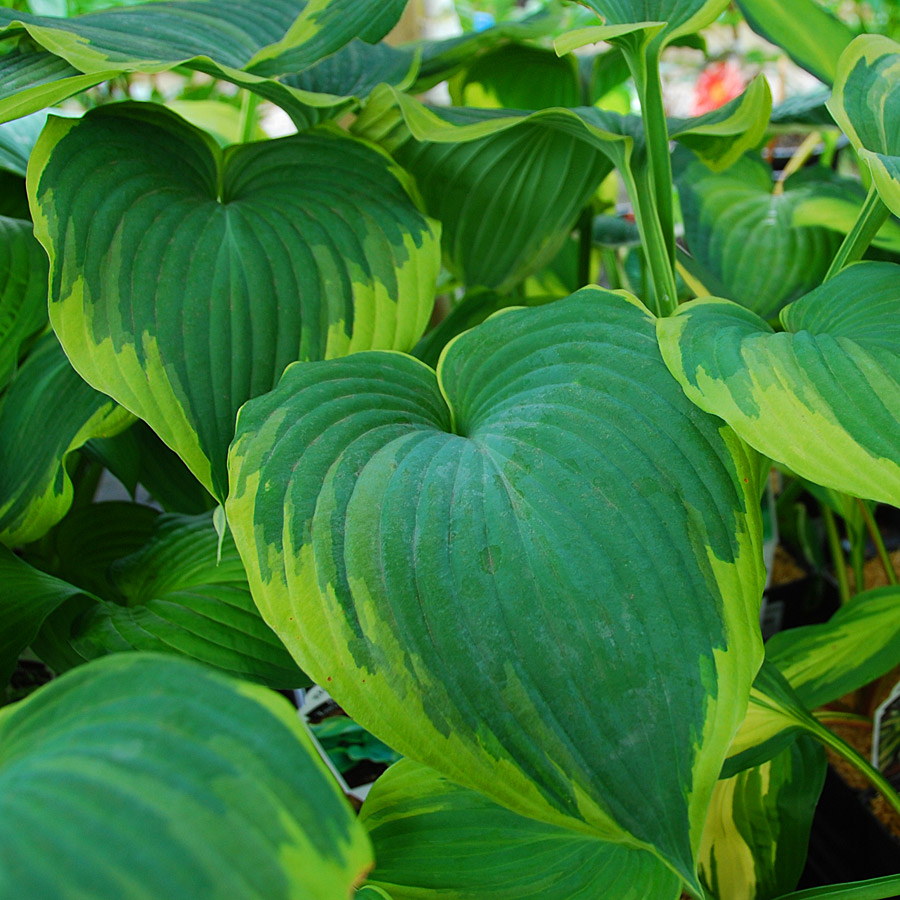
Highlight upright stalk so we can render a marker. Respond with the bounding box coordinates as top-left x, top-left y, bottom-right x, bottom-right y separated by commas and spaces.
857, 498, 899, 585
577, 206, 594, 287
239, 91, 260, 144
822, 505, 852, 604
824, 184, 890, 280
